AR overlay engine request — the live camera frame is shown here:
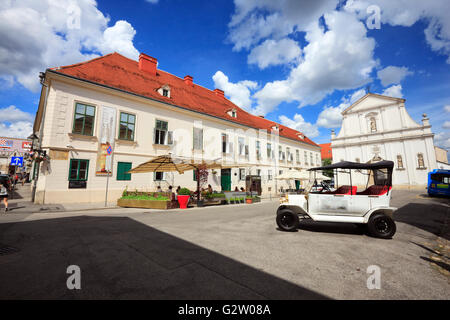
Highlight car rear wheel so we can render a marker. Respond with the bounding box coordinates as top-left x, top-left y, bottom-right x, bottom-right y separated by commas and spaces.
367, 213, 396, 239
276, 209, 299, 232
